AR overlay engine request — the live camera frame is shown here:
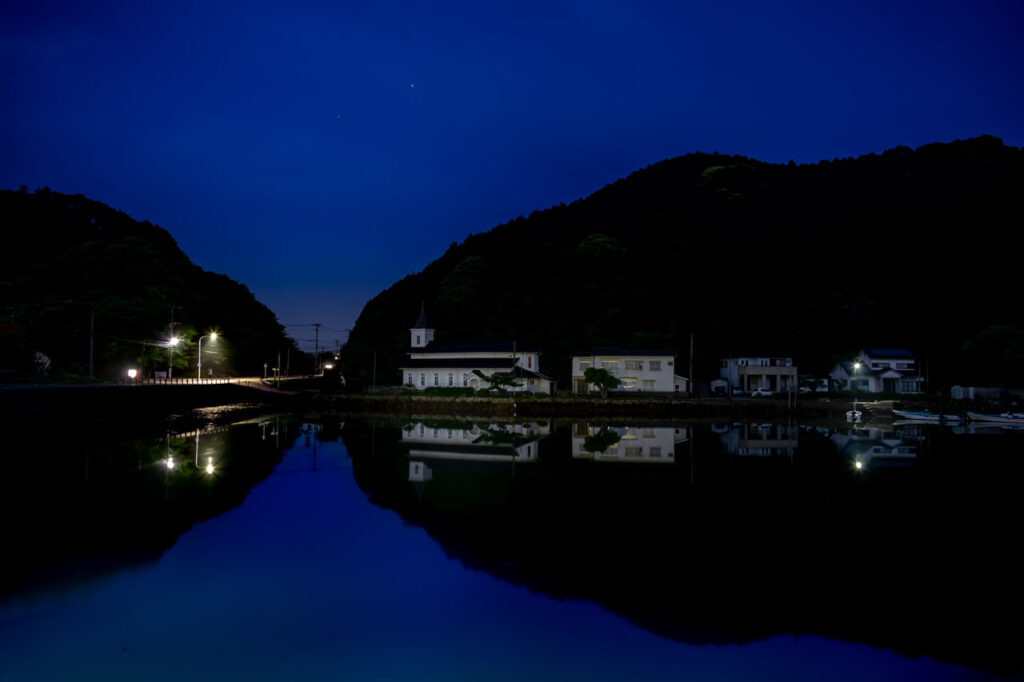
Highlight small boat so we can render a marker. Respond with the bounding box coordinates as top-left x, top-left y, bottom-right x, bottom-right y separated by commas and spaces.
892, 409, 963, 423
967, 411, 1024, 424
